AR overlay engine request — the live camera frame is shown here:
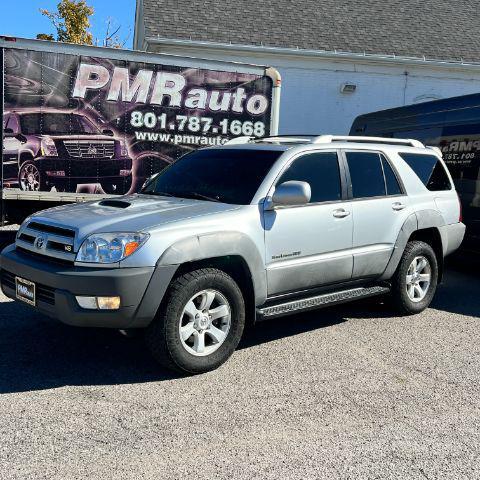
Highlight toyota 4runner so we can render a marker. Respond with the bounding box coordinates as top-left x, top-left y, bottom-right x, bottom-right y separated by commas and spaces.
0, 135, 465, 374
